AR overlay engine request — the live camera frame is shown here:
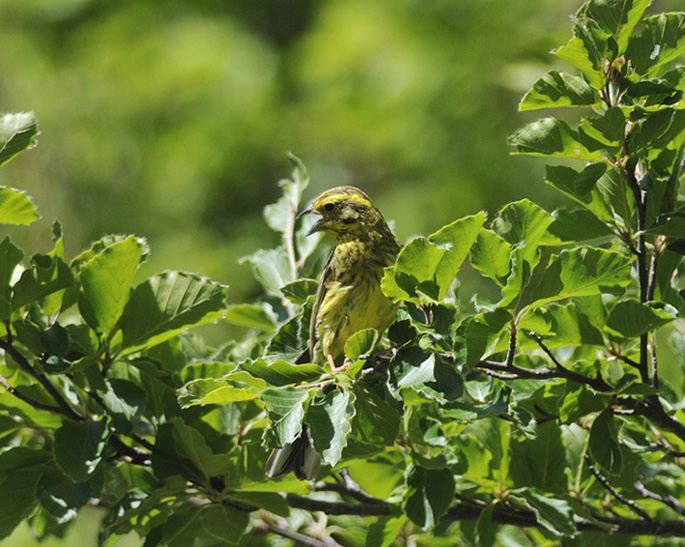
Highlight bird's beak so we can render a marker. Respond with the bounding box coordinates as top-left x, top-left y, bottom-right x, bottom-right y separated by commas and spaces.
297, 205, 323, 236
